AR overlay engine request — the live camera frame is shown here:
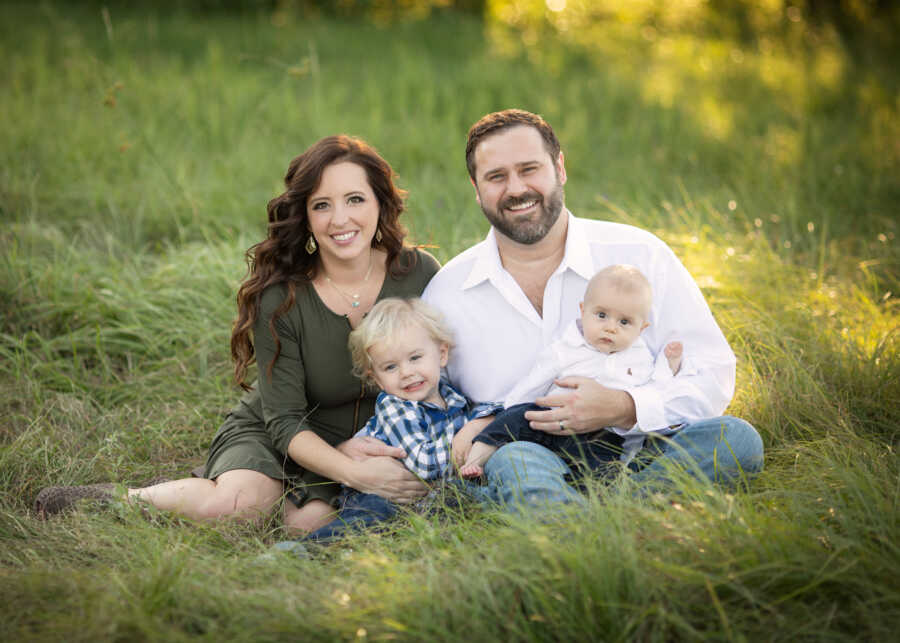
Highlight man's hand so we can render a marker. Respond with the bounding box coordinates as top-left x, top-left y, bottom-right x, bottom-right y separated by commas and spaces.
347, 456, 428, 503
337, 436, 406, 462
526, 377, 637, 434
451, 417, 492, 467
